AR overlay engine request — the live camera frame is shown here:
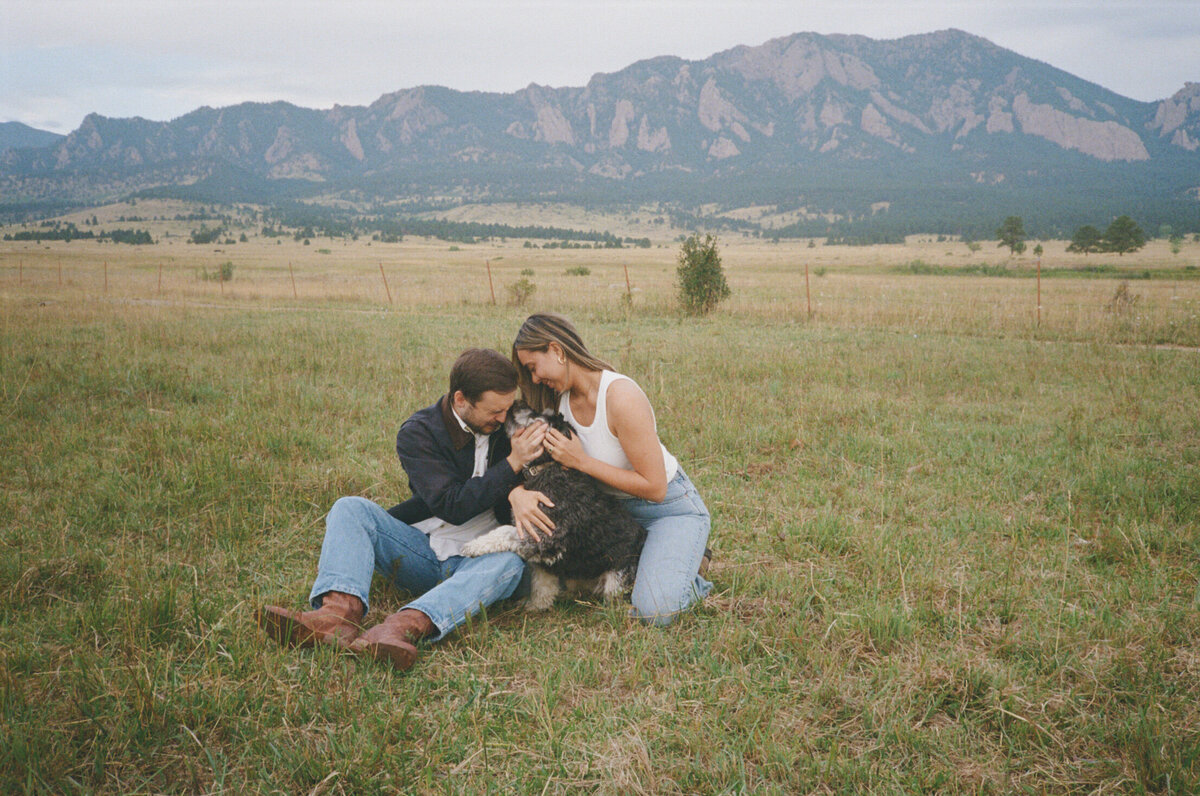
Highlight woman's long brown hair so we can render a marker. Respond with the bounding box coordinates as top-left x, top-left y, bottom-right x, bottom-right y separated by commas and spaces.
511, 312, 613, 412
